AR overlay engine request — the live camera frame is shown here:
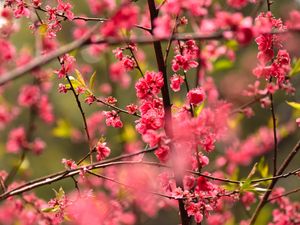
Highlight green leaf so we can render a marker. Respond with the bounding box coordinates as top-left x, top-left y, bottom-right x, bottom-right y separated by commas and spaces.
75, 69, 86, 87
121, 124, 136, 142
226, 40, 239, 51
42, 207, 59, 213
240, 179, 253, 191
55, 187, 65, 199
246, 163, 258, 180
52, 119, 72, 138
258, 157, 269, 178
38, 24, 48, 36
194, 102, 205, 117
66, 76, 82, 90
89, 71, 97, 91
213, 59, 234, 72
289, 58, 300, 77
286, 101, 300, 110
